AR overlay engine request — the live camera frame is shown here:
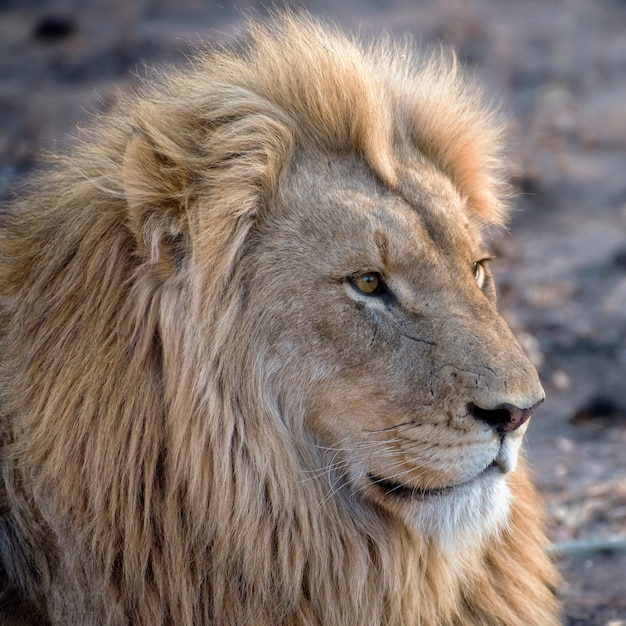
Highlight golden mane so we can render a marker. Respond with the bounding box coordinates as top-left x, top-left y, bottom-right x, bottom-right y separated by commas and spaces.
0, 13, 558, 625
